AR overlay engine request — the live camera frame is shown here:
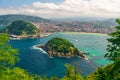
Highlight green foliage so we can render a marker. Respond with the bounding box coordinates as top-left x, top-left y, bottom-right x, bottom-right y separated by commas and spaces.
0, 19, 120, 80
86, 63, 120, 80
0, 33, 38, 80
85, 19, 120, 80
0, 34, 19, 66
45, 37, 79, 55
0, 33, 9, 45
105, 19, 120, 61
61, 64, 83, 80
0, 67, 35, 80
2, 20, 39, 35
